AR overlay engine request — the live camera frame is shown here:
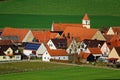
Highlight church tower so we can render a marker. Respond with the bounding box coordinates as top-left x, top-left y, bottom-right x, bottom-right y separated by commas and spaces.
82, 13, 90, 28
